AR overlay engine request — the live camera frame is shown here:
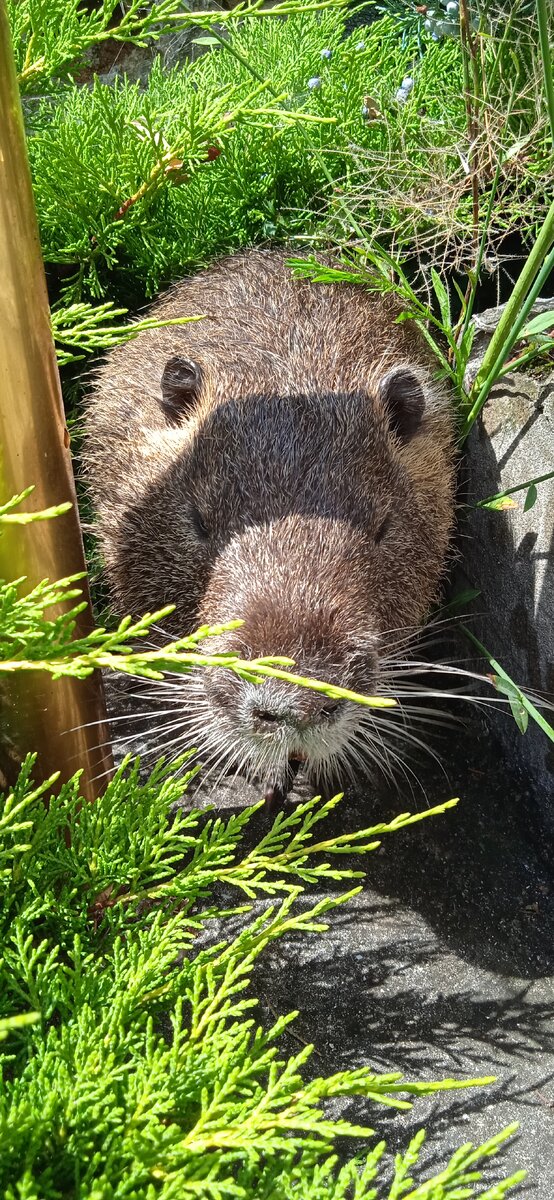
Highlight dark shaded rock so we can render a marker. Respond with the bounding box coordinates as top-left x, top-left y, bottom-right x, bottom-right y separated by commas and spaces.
461, 331, 554, 823
105, 667, 554, 1194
